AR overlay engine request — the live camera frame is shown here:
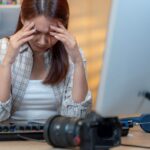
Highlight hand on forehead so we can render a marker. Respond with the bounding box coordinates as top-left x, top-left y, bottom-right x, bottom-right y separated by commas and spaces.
24, 16, 63, 33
